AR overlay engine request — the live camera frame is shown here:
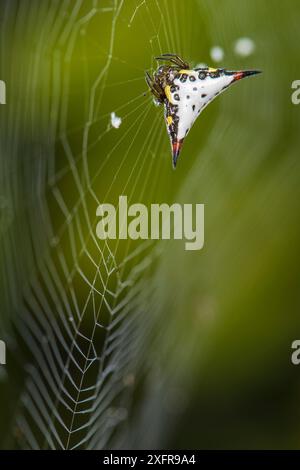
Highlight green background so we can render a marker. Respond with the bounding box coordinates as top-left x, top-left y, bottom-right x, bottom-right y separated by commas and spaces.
0, 0, 300, 449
